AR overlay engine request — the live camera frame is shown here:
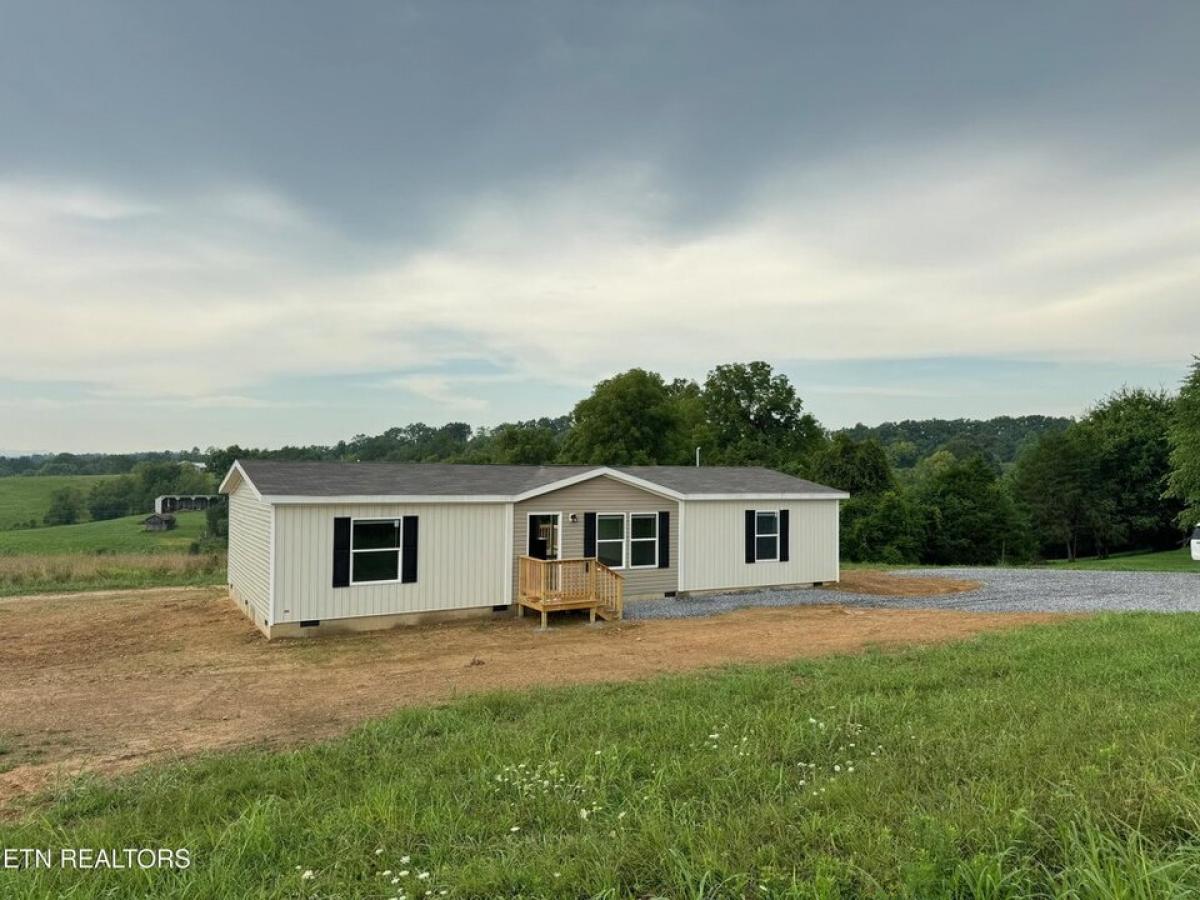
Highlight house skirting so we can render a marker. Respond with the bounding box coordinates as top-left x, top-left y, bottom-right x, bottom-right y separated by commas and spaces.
677, 581, 829, 598
265, 604, 510, 639
227, 585, 271, 639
